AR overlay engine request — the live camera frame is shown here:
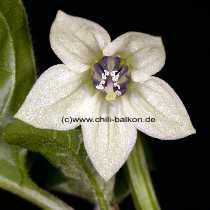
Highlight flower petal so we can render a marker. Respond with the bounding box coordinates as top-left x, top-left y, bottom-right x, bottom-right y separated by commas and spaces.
122, 77, 196, 140
15, 65, 88, 130
50, 11, 111, 72
103, 32, 165, 83
81, 94, 137, 181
